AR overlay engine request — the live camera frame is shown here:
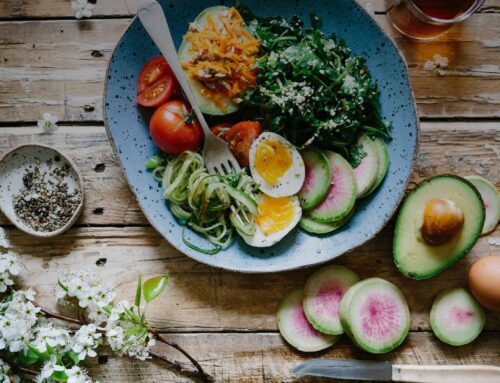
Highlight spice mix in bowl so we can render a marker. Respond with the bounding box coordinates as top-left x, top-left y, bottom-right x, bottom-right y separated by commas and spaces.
0, 144, 84, 237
